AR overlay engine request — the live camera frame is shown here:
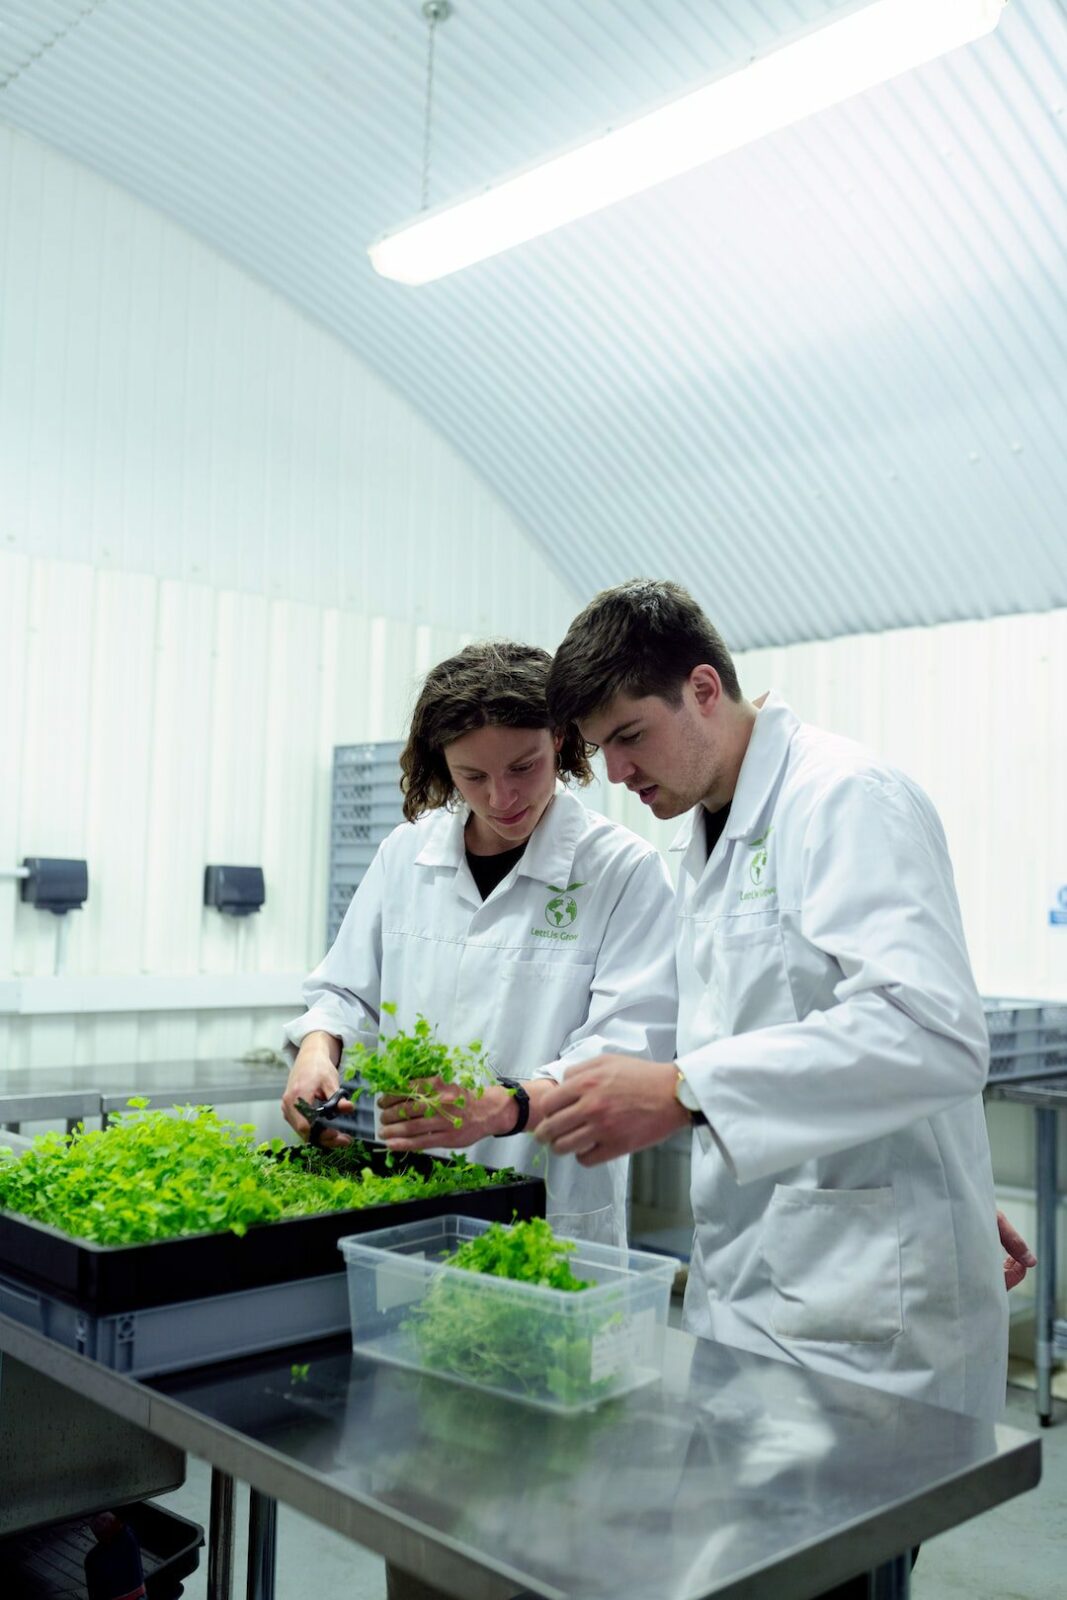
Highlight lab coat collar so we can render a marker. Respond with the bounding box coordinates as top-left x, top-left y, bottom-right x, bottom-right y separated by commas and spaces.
413, 785, 586, 889
723, 691, 799, 841
517, 787, 587, 889
414, 807, 467, 870
668, 691, 799, 862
